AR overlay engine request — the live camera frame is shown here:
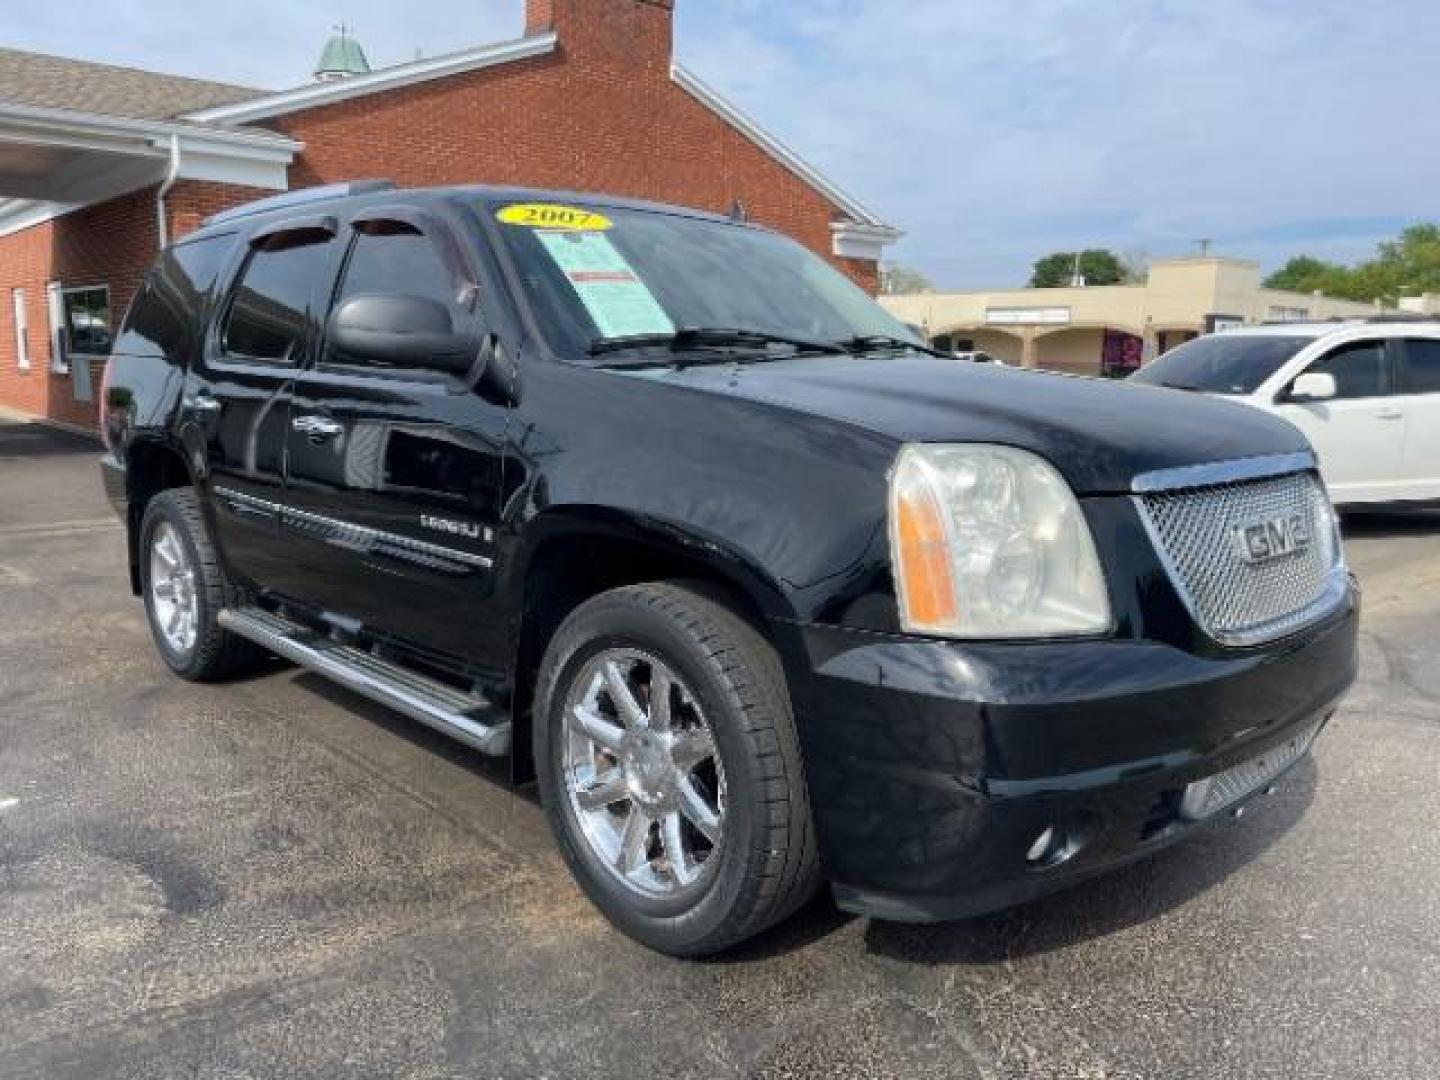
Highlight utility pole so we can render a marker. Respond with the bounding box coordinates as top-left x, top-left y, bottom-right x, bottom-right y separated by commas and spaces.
1193, 238, 1213, 257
